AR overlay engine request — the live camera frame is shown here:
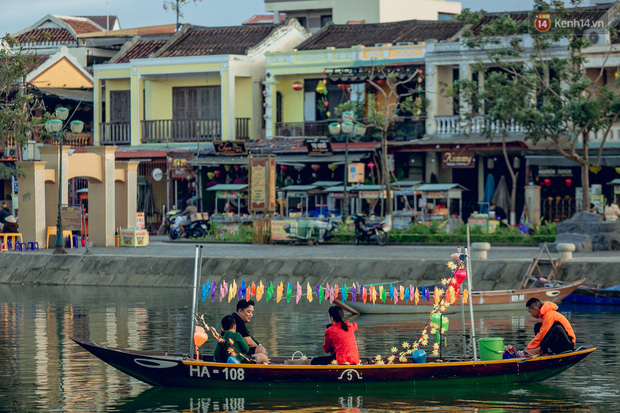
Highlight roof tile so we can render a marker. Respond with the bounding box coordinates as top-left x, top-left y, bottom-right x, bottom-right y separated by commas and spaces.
16, 28, 74, 44
59, 17, 102, 34
158, 25, 278, 57
297, 20, 465, 50
79, 15, 119, 30
115, 40, 167, 63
